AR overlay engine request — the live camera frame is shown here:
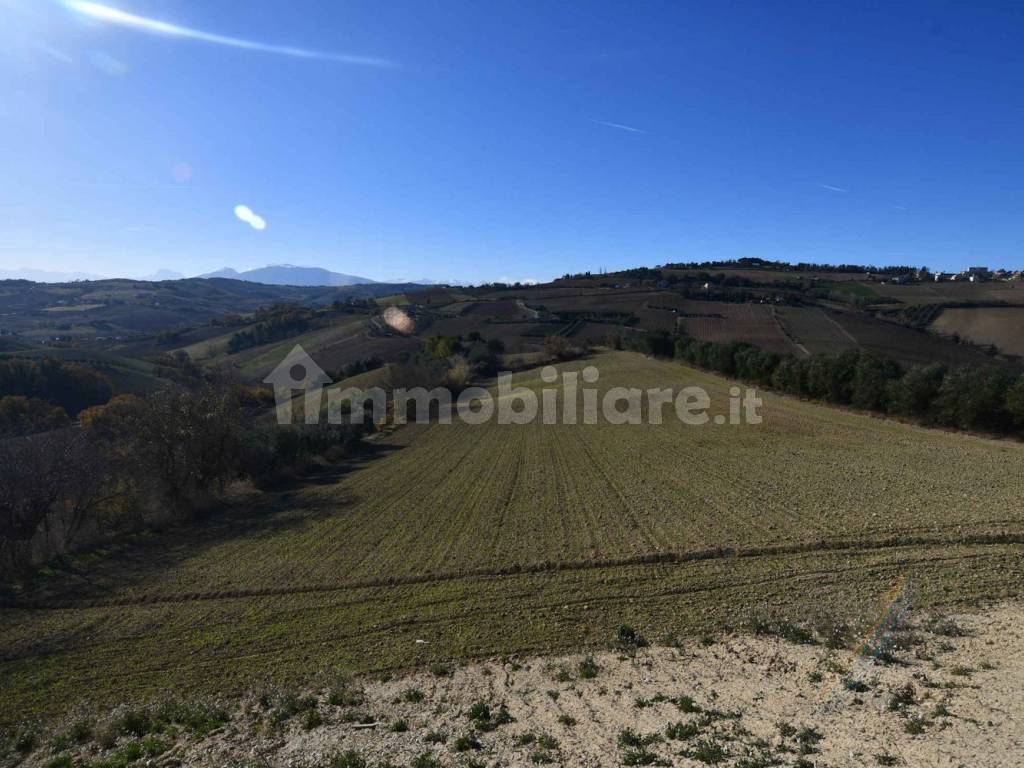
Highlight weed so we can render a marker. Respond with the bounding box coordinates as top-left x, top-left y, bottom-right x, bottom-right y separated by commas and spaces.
113, 707, 151, 737
949, 665, 973, 677
391, 719, 410, 733
340, 710, 375, 724
557, 714, 576, 727
807, 671, 823, 683
683, 738, 728, 765
887, 682, 917, 711
402, 688, 426, 704
302, 708, 324, 731
665, 721, 701, 741
932, 703, 950, 717
823, 657, 848, 675
141, 735, 169, 756
430, 662, 453, 677
329, 751, 367, 768
454, 733, 483, 752
618, 729, 660, 748
795, 727, 823, 755
673, 694, 701, 713
928, 617, 967, 637
746, 616, 816, 645
615, 625, 649, 652
53, 719, 92, 749
578, 656, 600, 679
514, 732, 536, 746
271, 694, 318, 726
329, 686, 364, 707
875, 754, 901, 766
622, 748, 669, 766
537, 733, 559, 750
92, 741, 145, 768
411, 754, 441, 768
842, 677, 870, 693
553, 665, 573, 683
890, 631, 925, 651
813, 615, 854, 649
904, 715, 927, 735
466, 701, 514, 731
424, 730, 447, 744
